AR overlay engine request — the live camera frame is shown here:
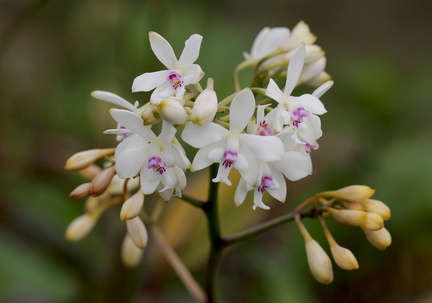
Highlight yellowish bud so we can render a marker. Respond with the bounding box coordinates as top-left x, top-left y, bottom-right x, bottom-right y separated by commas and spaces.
120, 190, 144, 221
65, 214, 96, 242
363, 212, 384, 231
90, 166, 116, 196
324, 185, 375, 203
121, 235, 144, 268
330, 244, 359, 270
300, 57, 326, 83
79, 164, 102, 179
69, 182, 91, 200
361, 199, 391, 220
327, 208, 367, 226
305, 239, 334, 284
190, 78, 218, 126
126, 217, 148, 249
362, 227, 392, 250
65, 148, 115, 171
303, 71, 331, 88
296, 215, 333, 284
157, 98, 188, 124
